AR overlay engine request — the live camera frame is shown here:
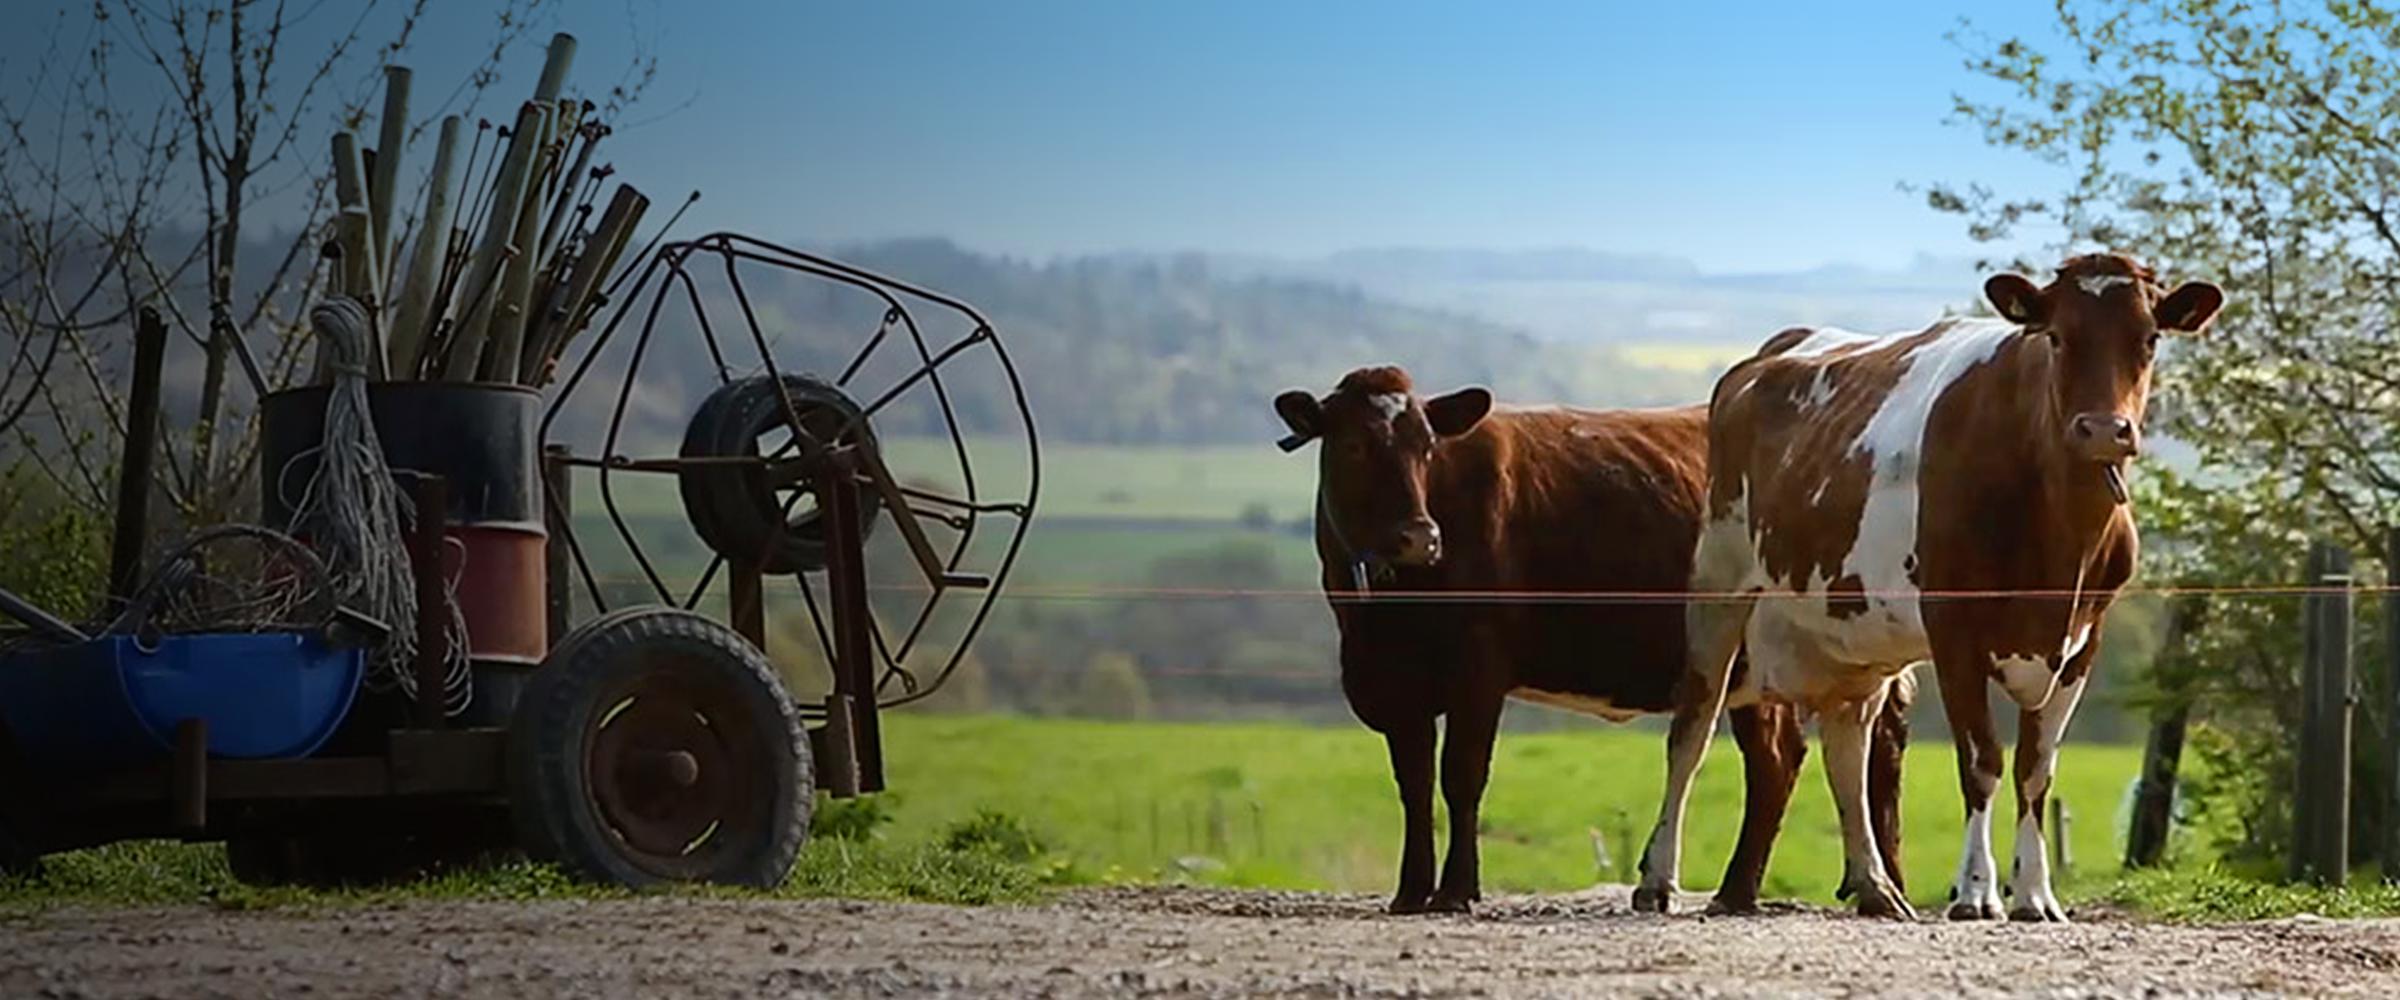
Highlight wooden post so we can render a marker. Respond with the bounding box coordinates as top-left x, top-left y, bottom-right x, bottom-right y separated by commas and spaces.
2298, 539, 2354, 885
729, 567, 764, 652
2051, 797, 2073, 875
2387, 525, 2400, 881
2127, 598, 2201, 869
2126, 704, 2190, 868
2294, 543, 2325, 883
172, 718, 207, 832
541, 445, 574, 647
389, 115, 462, 377
106, 308, 167, 613
369, 66, 411, 274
